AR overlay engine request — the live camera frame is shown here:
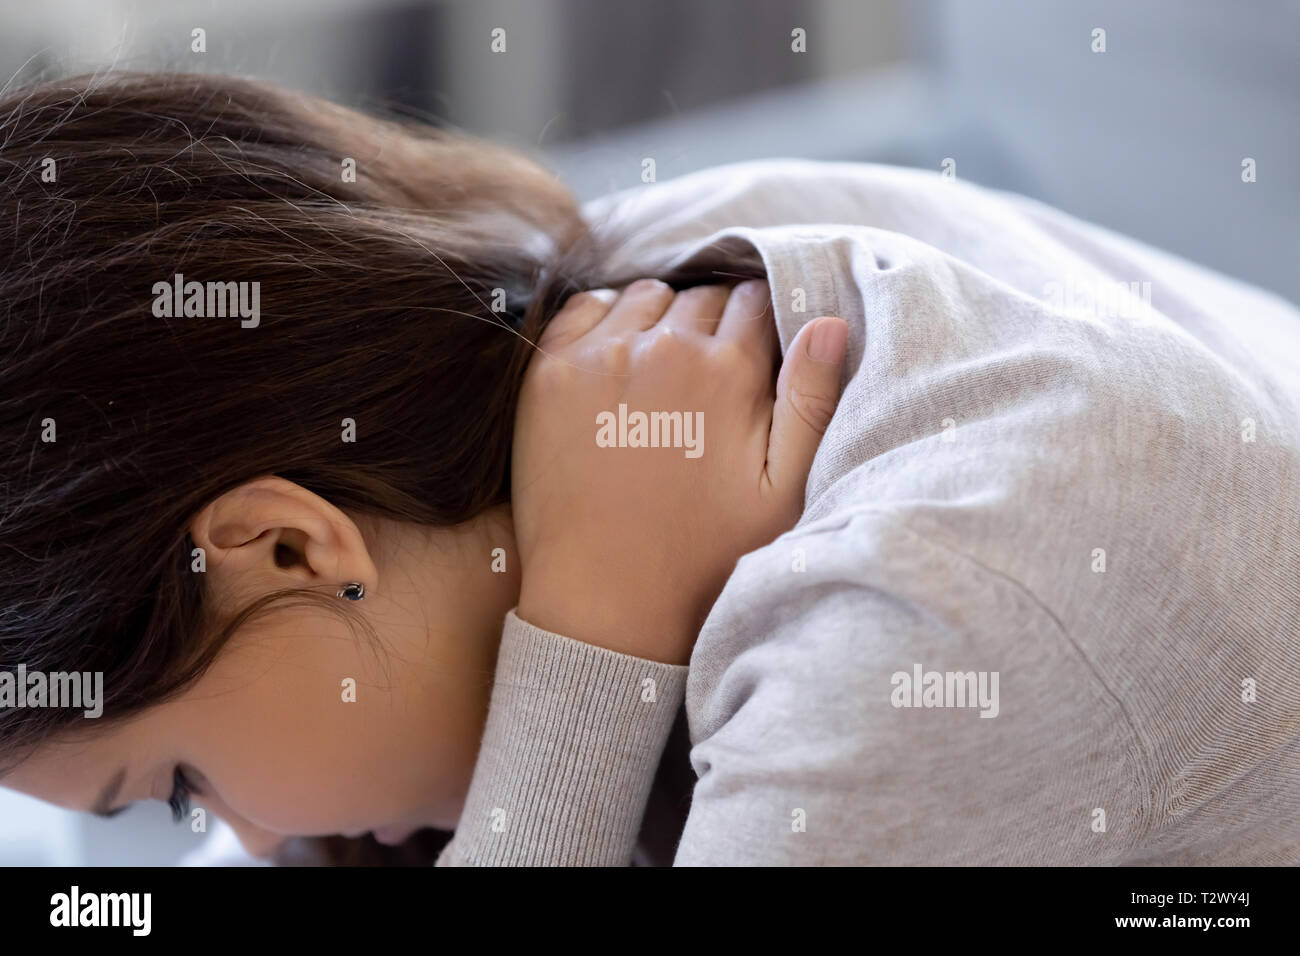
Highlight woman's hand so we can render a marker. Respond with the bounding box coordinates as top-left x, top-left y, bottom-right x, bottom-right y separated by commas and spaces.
512, 278, 848, 664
